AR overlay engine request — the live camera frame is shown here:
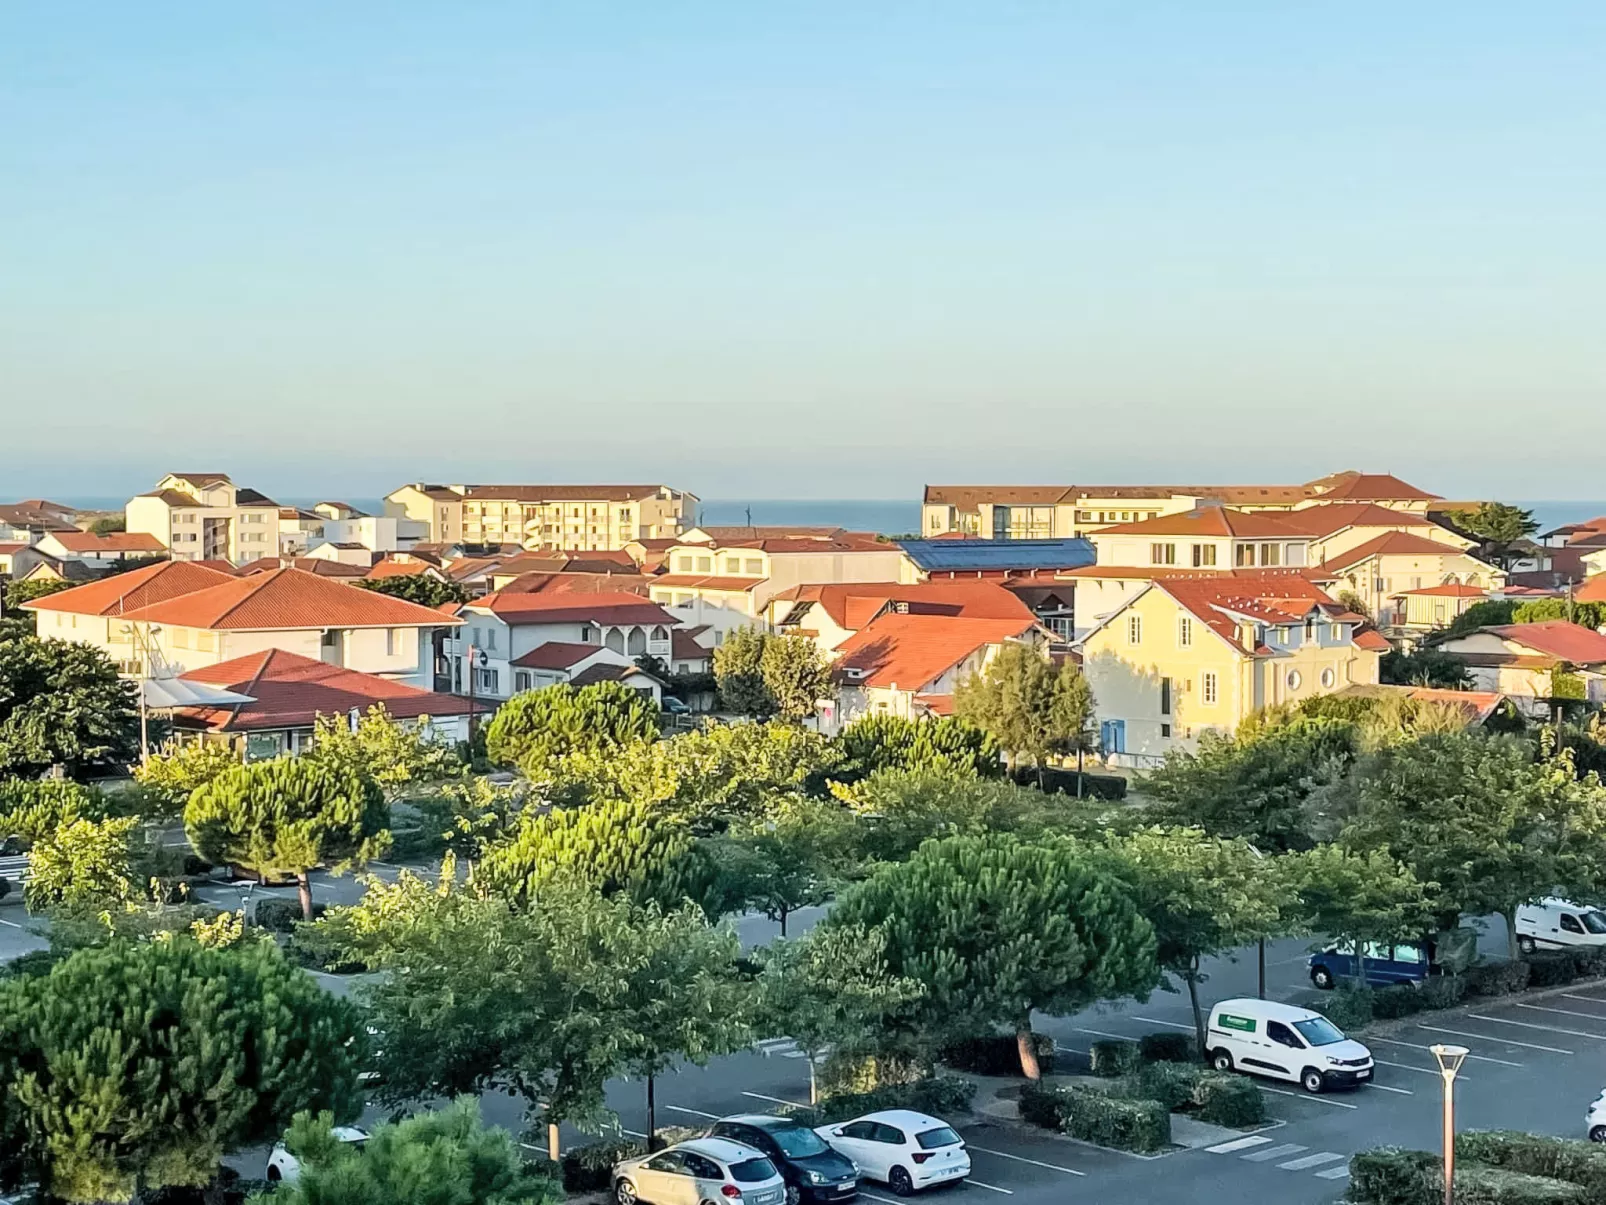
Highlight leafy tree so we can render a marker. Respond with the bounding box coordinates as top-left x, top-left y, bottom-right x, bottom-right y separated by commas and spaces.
834, 714, 1002, 782
410, 777, 526, 868
1319, 732, 1606, 956
827, 833, 1158, 1079
0, 779, 112, 847
1514, 598, 1606, 629
954, 644, 1095, 786
759, 633, 832, 723
472, 797, 731, 918
483, 681, 659, 774
711, 795, 856, 935
0, 637, 141, 778
1381, 647, 1475, 689
185, 757, 390, 919
2, 577, 72, 612
0, 937, 364, 1204
1446, 502, 1539, 569
22, 815, 143, 912
260, 1097, 561, 1205
1335, 588, 1370, 619
1099, 827, 1285, 1053
1445, 598, 1517, 636
354, 572, 469, 608
1284, 845, 1437, 979
304, 703, 464, 795
88, 515, 126, 534
757, 924, 925, 1102
713, 625, 773, 716
132, 740, 241, 820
